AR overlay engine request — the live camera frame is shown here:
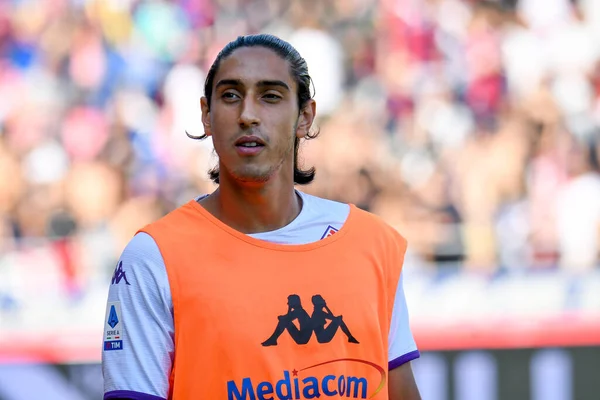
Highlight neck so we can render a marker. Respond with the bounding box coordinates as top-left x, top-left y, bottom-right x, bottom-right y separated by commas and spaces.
200, 173, 302, 235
